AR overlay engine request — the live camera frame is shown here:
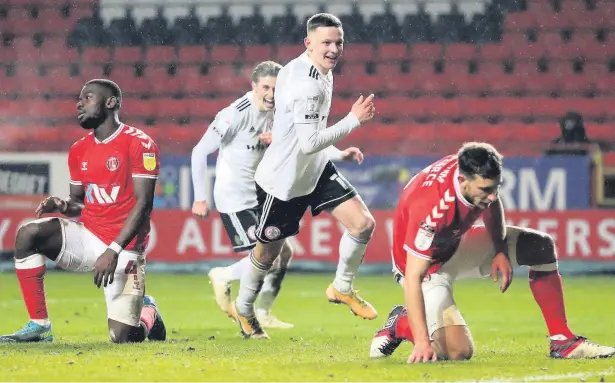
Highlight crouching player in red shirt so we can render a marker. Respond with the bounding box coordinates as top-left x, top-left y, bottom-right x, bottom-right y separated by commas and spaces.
0, 79, 165, 344
370, 142, 615, 362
